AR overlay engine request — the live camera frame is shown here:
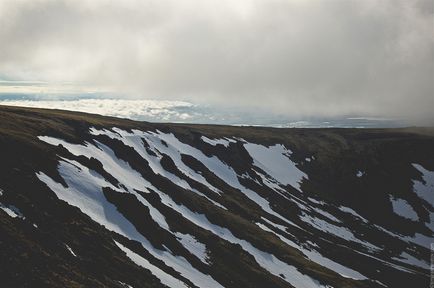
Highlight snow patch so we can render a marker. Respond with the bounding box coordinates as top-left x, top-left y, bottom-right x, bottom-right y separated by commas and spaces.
201, 136, 236, 147
65, 244, 77, 257
389, 196, 419, 221
244, 143, 307, 191
308, 197, 325, 205
392, 252, 429, 270
338, 206, 368, 223
0, 203, 24, 219
356, 170, 364, 178
115, 241, 189, 288
176, 233, 208, 264
300, 212, 380, 252
255, 221, 368, 280
311, 206, 341, 223
117, 281, 134, 288
412, 163, 434, 206
374, 224, 433, 249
